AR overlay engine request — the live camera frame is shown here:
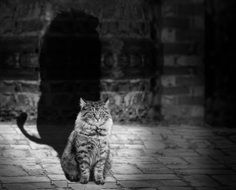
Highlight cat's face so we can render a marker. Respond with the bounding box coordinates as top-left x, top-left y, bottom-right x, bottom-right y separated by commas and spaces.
79, 98, 111, 126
